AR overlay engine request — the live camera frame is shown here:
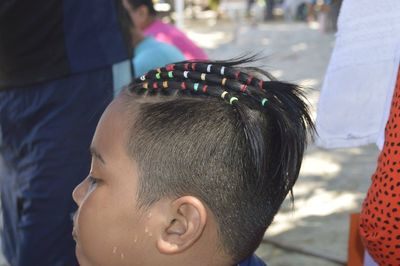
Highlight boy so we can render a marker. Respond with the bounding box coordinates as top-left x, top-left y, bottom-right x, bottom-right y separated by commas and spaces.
72, 59, 314, 265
